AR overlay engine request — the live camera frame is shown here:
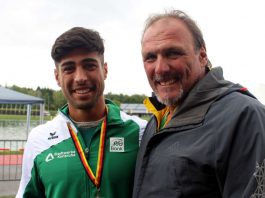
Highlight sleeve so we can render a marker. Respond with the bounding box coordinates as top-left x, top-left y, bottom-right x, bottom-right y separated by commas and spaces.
119, 110, 147, 146
218, 103, 265, 198
16, 133, 45, 198
138, 119, 147, 146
